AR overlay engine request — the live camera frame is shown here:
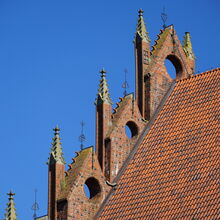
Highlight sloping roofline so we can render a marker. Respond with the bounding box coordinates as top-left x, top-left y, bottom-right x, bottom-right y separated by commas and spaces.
94, 80, 176, 219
